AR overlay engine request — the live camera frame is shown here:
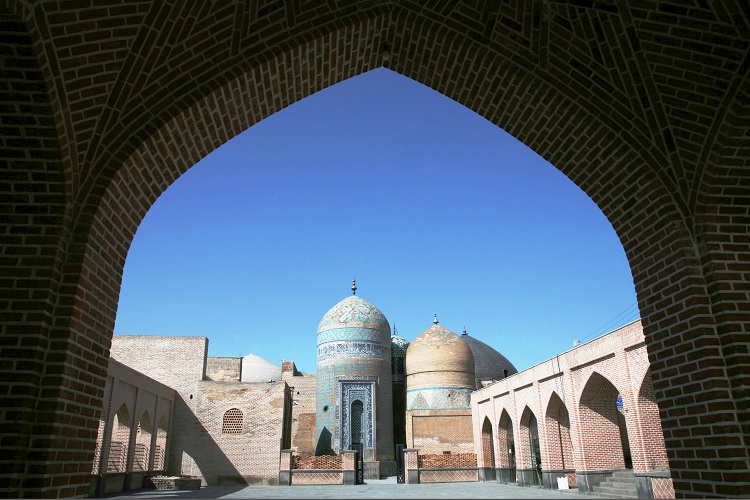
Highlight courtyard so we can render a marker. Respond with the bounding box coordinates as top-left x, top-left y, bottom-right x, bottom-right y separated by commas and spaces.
106, 477, 603, 499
